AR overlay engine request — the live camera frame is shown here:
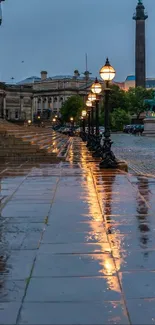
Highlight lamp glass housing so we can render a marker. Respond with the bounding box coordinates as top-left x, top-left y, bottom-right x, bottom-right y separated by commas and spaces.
86, 100, 92, 107
91, 81, 102, 94
82, 110, 87, 117
88, 93, 97, 102
100, 59, 116, 81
